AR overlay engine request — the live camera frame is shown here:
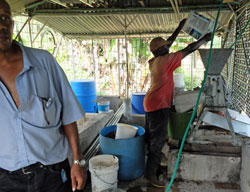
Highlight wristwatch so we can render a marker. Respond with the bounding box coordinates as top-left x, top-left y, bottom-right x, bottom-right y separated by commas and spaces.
73, 159, 86, 167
